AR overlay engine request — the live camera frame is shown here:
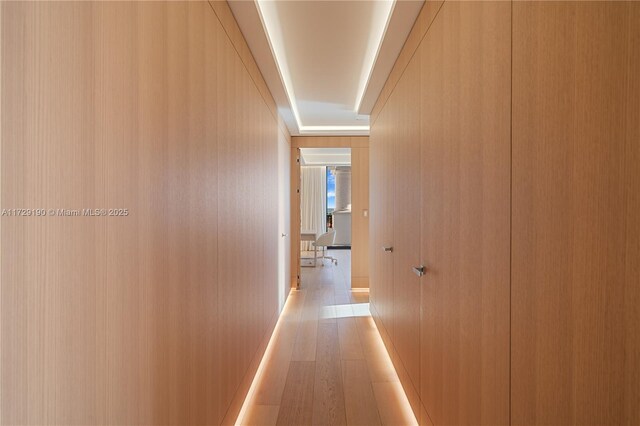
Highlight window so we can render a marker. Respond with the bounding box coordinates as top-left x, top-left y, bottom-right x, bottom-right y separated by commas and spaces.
327, 167, 336, 213
326, 167, 336, 229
